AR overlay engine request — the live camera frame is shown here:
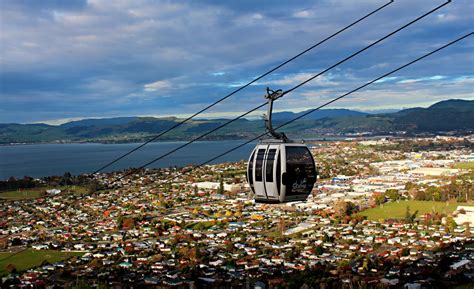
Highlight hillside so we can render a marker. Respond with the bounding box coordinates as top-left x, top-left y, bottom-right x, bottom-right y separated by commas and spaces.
0, 99, 472, 144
